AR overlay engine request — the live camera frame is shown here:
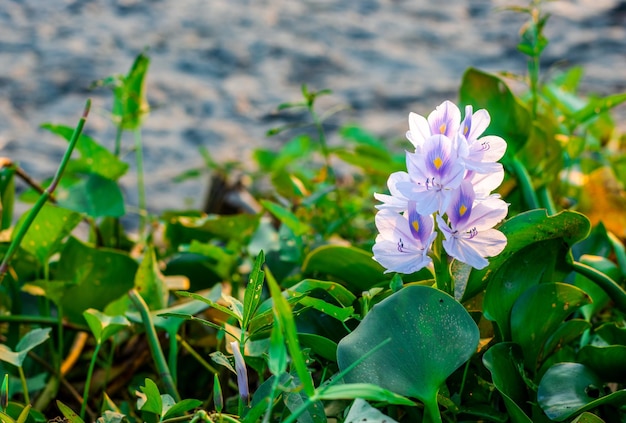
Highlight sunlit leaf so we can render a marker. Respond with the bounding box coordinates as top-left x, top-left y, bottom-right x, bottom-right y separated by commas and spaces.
56, 172, 125, 218
337, 285, 478, 420
83, 309, 131, 345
